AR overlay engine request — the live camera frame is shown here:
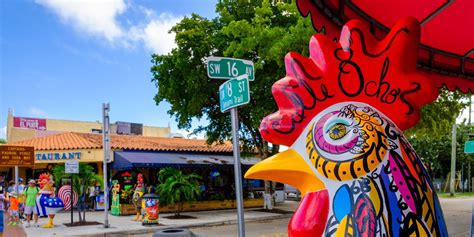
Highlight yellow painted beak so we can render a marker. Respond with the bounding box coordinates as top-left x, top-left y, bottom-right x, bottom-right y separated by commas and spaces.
244, 149, 325, 197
